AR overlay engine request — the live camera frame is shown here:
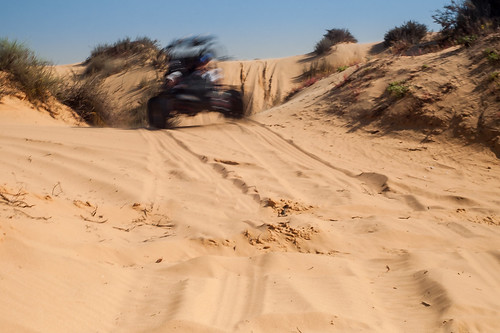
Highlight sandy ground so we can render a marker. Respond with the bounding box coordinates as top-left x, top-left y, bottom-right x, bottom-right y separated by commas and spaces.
1, 44, 500, 332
